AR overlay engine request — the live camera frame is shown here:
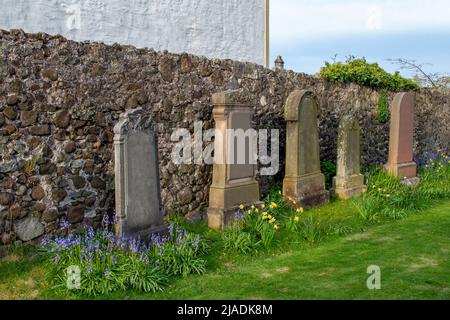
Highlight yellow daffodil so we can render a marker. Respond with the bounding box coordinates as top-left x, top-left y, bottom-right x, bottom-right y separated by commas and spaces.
269, 218, 276, 224
239, 204, 244, 210
294, 216, 300, 223
261, 204, 265, 209
274, 224, 280, 230
255, 208, 259, 213
247, 210, 252, 215
251, 205, 255, 209
270, 202, 278, 209
296, 207, 304, 214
